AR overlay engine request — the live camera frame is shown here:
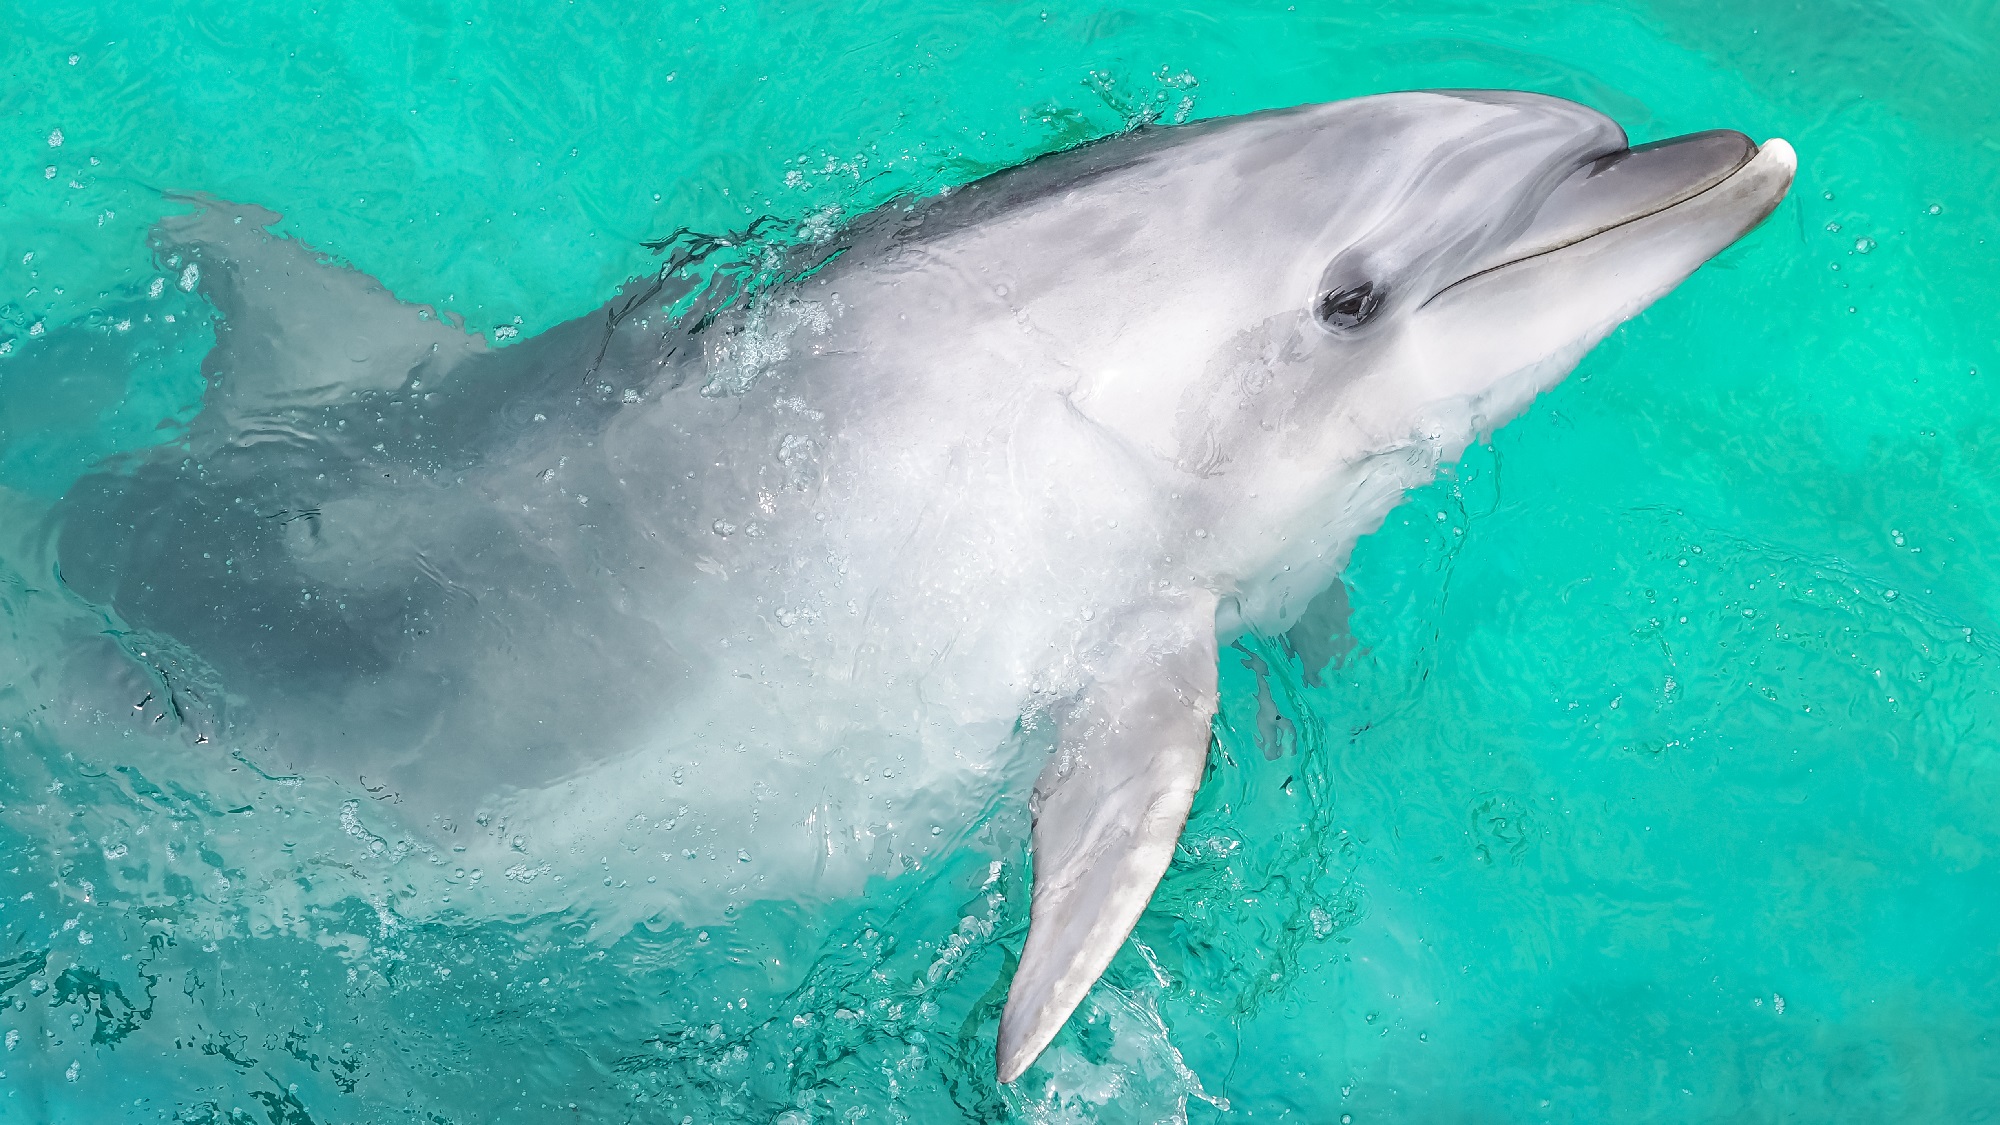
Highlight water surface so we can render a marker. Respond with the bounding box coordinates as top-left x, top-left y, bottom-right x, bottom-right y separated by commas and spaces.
3, 1, 1999, 1120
